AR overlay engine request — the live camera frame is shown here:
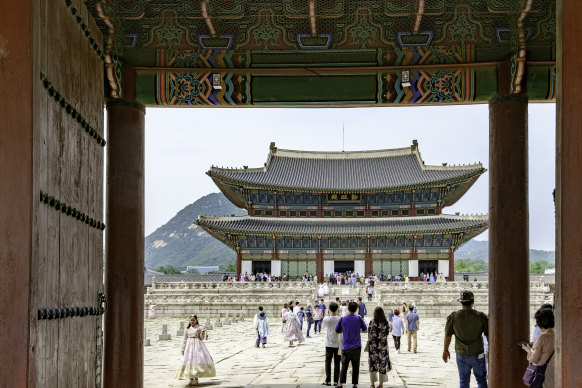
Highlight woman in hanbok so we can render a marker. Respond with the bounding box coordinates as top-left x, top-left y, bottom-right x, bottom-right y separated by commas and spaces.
368, 307, 392, 388
175, 315, 216, 386
284, 307, 305, 346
